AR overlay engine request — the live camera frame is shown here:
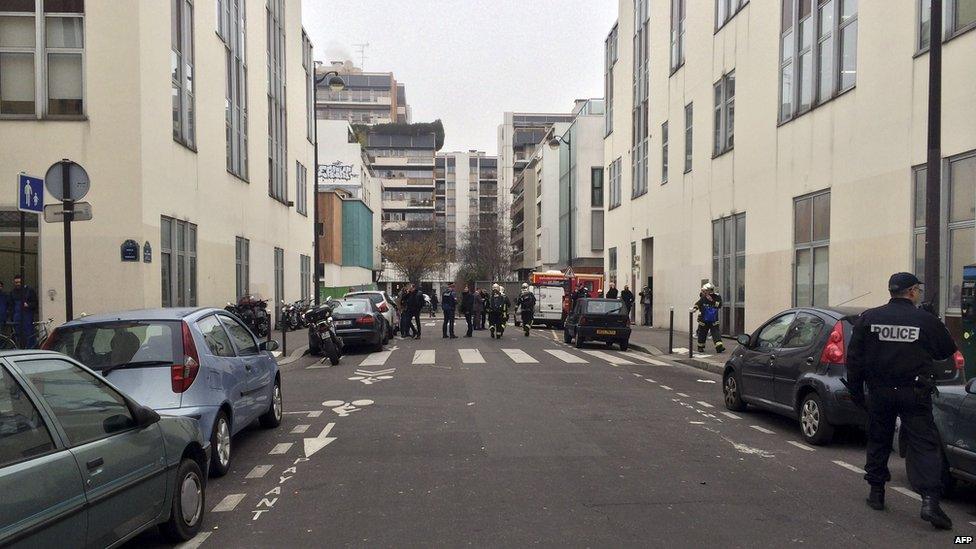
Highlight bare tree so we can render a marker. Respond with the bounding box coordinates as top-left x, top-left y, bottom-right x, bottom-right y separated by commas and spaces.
382, 229, 450, 284
456, 200, 514, 285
